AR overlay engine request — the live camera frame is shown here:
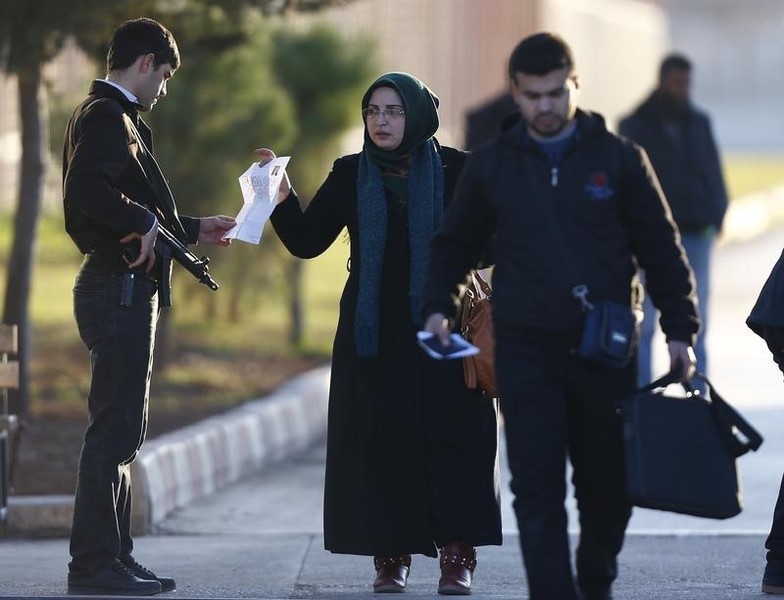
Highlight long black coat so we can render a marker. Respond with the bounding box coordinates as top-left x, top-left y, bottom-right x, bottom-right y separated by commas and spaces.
271, 146, 502, 558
